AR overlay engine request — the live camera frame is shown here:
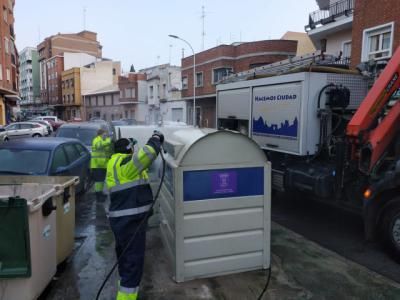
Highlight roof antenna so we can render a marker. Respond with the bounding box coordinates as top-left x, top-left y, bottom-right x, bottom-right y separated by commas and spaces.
201, 5, 206, 50
83, 6, 87, 30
